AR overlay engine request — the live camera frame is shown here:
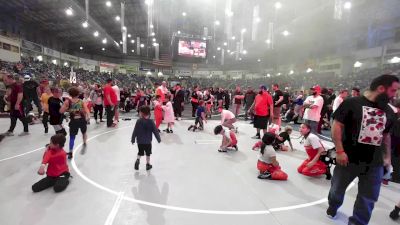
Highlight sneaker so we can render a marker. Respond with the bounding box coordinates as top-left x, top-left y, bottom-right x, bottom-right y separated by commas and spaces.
18, 132, 29, 136
252, 134, 261, 139
382, 179, 389, 186
233, 145, 238, 151
80, 143, 87, 155
193, 127, 197, 132
257, 172, 271, 179
3, 131, 14, 136
218, 148, 227, 152
390, 207, 400, 220
44, 127, 48, 134
170, 129, 173, 133
100, 120, 105, 122
326, 206, 337, 219
163, 129, 170, 133
67, 152, 73, 159
146, 164, 152, 171
134, 159, 140, 170
188, 125, 194, 131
